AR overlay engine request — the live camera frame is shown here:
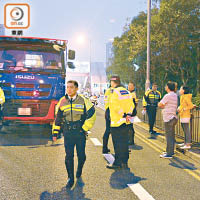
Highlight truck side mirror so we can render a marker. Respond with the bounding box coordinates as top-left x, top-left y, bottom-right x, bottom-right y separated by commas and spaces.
68, 50, 75, 60
67, 62, 75, 69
